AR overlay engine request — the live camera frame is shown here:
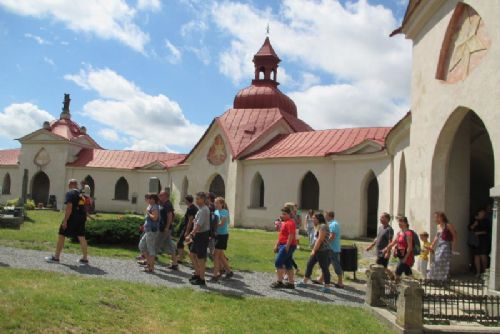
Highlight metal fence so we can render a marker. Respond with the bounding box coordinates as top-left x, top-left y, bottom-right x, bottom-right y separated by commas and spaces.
421, 279, 500, 325
381, 278, 399, 311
